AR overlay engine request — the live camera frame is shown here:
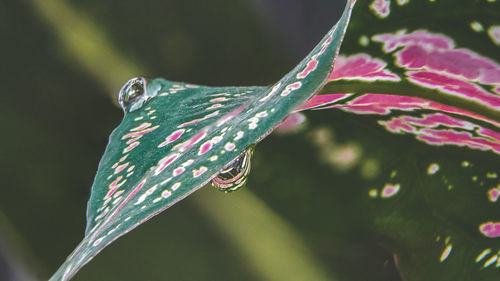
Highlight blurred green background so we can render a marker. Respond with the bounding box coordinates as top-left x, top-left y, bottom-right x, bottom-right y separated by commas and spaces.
0, 0, 403, 280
